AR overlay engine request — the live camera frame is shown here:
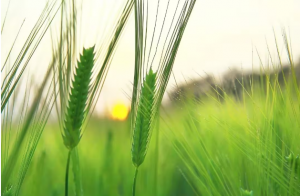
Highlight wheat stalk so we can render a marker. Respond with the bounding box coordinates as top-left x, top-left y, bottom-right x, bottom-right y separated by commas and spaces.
53, 1, 134, 195
131, 68, 156, 196
62, 46, 95, 196
130, 1, 196, 195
